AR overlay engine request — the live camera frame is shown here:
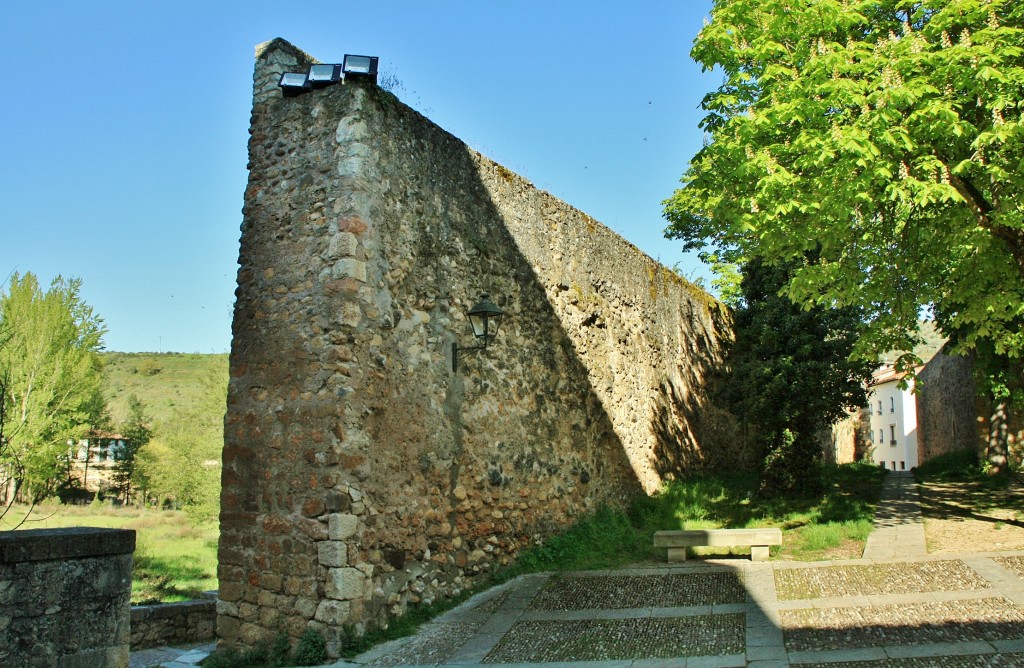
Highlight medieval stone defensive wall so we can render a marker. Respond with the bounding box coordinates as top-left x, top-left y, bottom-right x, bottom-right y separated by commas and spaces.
219, 38, 742, 654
